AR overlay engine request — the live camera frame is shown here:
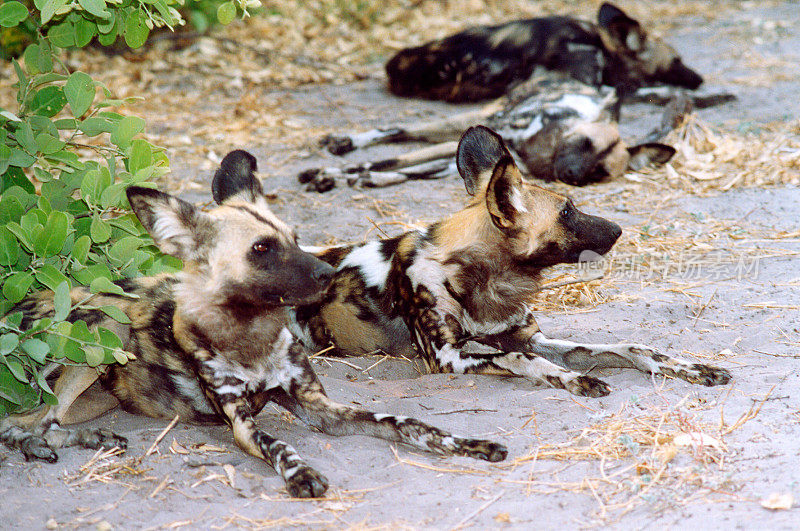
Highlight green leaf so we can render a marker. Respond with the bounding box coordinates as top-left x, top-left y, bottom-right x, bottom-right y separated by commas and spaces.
35, 264, 70, 292
0, 1, 28, 28
16, 121, 37, 153
29, 86, 67, 117
0, 365, 29, 407
81, 168, 111, 204
112, 349, 129, 364
3, 272, 35, 303
79, 116, 114, 136
72, 263, 113, 285
35, 370, 57, 402
23, 44, 41, 75
77, 0, 110, 19
128, 139, 152, 174
96, 12, 115, 34
53, 281, 72, 321
47, 19, 76, 48
8, 148, 35, 168
98, 305, 131, 324
36, 40, 54, 73
5, 222, 32, 252
97, 29, 116, 46
29, 114, 58, 136
90, 215, 112, 243
41, 0, 68, 24
22, 339, 50, 364
89, 276, 124, 296
34, 210, 68, 257
108, 236, 142, 265
72, 235, 91, 264
35, 132, 66, 154
0, 145, 11, 174
74, 16, 97, 47
110, 115, 145, 149
65, 71, 95, 118
217, 1, 236, 25
124, 10, 149, 49
54, 118, 78, 129
6, 358, 27, 383
97, 327, 123, 349
0, 227, 19, 266
83, 345, 105, 367
100, 182, 126, 208
0, 334, 19, 355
